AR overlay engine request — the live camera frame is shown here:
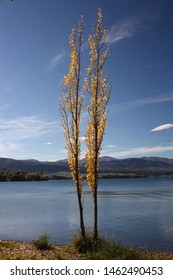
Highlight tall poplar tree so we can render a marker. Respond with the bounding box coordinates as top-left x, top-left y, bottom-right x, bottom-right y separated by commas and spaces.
59, 16, 85, 238
59, 9, 110, 240
85, 9, 110, 240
